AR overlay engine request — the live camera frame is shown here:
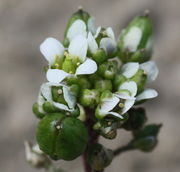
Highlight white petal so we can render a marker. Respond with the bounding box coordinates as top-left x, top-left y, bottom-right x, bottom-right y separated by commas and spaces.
121, 62, 139, 78
63, 86, 76, 109
37, 94, 45, 113
67, 20, 87, 42
87, 32, 98, 54
100, 38, 117, 55
115, 92, 136, 100
136, 89, 158, 101
140, 61, 159, 83
40, 37, 64, 64
87, 17, 96, 34
68, 35, 88, 62
100, 96, 120, 113
52, 102, 74, 112
75, 58, 97, 75
122, 99, 135, 114
106, 27, 115, 40
40, 83, 52, 101
119, 81, 137, 97
124, 26, 142, 52
46, 69, 70, 83
94, 26, 101, 38
108, 112, 123, 119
